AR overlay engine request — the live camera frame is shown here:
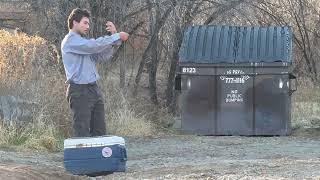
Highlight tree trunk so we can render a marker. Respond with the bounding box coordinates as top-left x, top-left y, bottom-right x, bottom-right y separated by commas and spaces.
133, 0, 177, 96
119, 0, 126, 92
166, 24, 182, 113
